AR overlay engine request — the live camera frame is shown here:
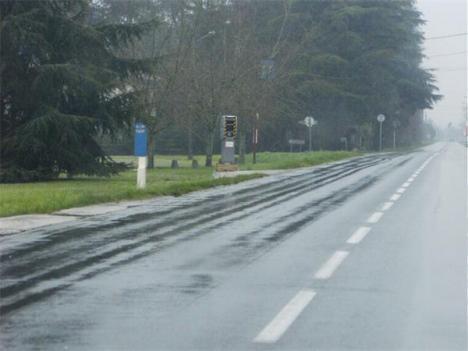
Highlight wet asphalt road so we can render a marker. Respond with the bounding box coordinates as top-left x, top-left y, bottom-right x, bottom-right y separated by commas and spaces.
0, 142, 466, 350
